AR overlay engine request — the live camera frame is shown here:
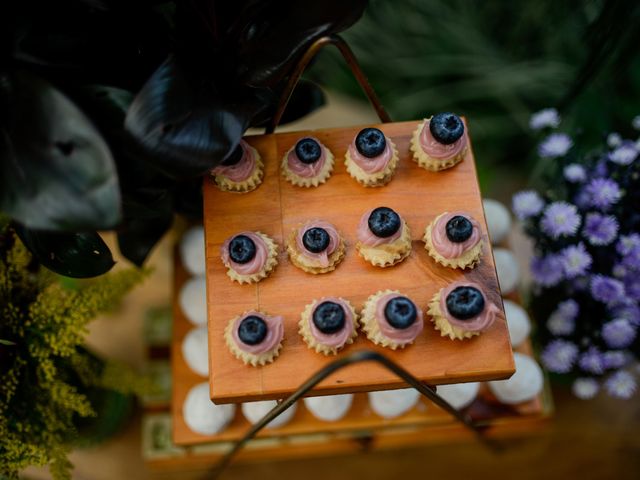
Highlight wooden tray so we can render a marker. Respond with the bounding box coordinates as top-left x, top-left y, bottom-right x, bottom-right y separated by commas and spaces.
202, 121, 515, 404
